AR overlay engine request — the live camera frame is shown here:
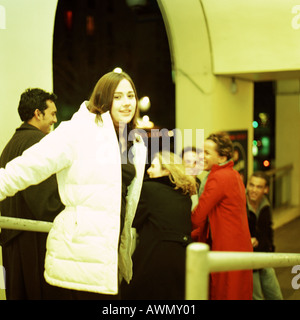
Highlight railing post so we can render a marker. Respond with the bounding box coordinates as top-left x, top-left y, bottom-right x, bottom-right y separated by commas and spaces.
185, 242, 210, 300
